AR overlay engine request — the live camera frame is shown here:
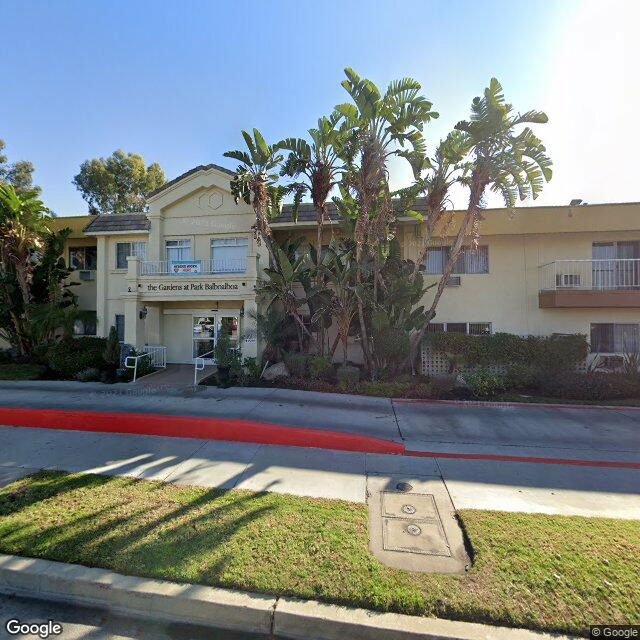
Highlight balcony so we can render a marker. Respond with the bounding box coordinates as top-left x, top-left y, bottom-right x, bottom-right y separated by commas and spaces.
538, 259, 640, 308
140, 258, 247, 276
